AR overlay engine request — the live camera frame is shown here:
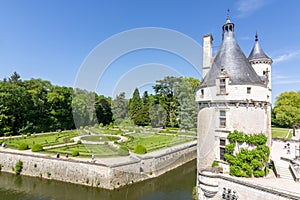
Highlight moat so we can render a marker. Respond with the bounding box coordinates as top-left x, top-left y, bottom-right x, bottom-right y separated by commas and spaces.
0, 160, 196, 200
